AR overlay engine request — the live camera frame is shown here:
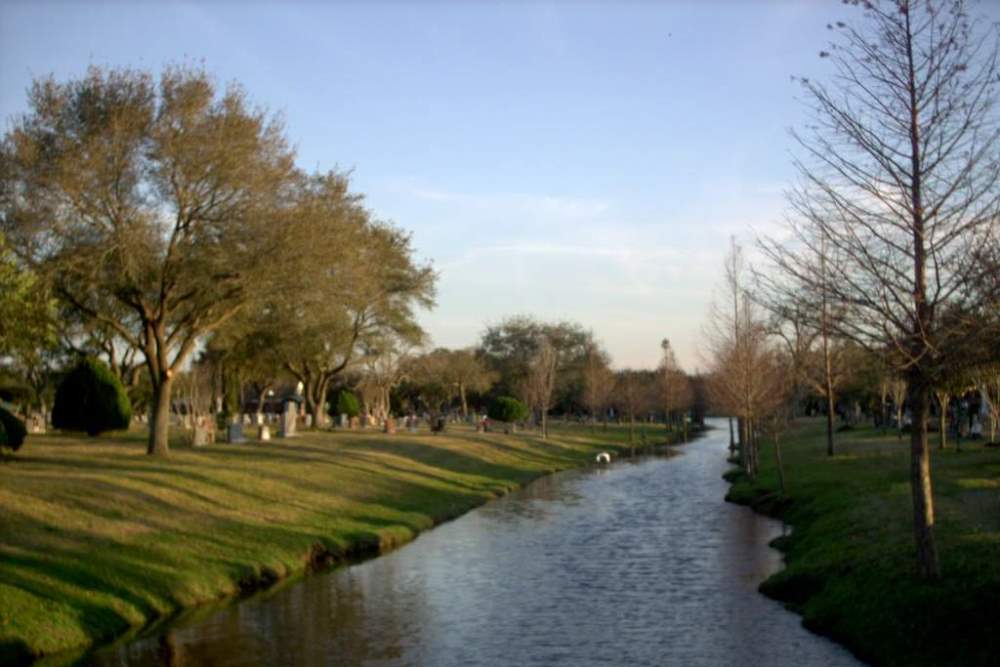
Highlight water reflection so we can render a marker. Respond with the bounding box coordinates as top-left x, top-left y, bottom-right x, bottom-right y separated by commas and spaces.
87, 420, 862, 666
